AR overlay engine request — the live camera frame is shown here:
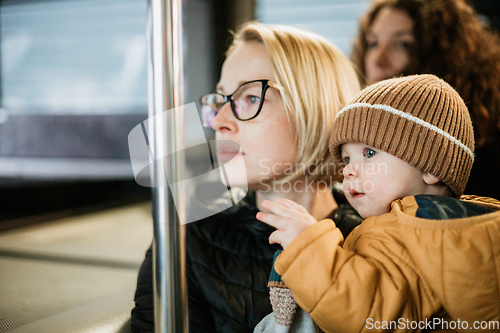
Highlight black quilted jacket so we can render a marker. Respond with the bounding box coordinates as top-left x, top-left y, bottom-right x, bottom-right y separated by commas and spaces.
131, 189, 362, 333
